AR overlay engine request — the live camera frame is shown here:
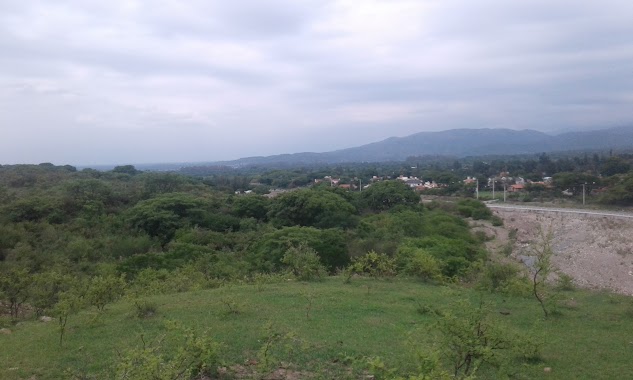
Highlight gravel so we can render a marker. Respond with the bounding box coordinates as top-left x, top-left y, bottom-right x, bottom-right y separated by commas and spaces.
493, 208, 633, 296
